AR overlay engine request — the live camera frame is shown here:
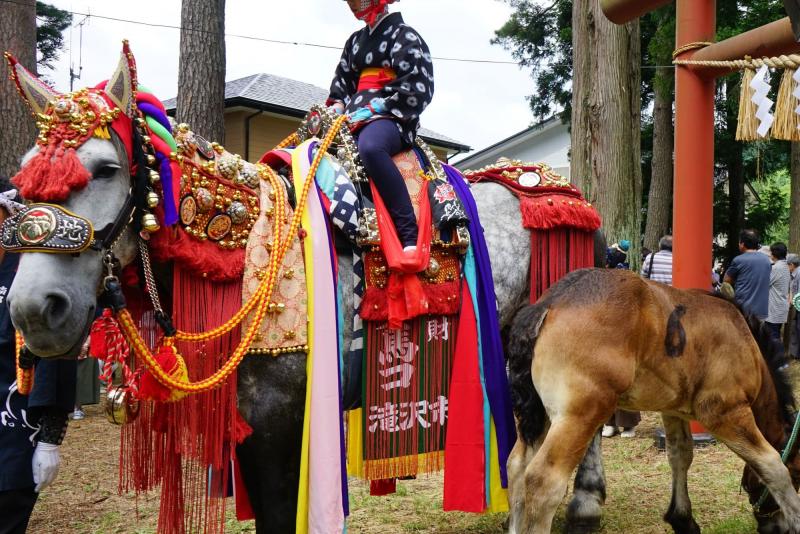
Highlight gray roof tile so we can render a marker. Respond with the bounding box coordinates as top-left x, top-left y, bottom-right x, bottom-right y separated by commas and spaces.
163, 73, 468, 150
